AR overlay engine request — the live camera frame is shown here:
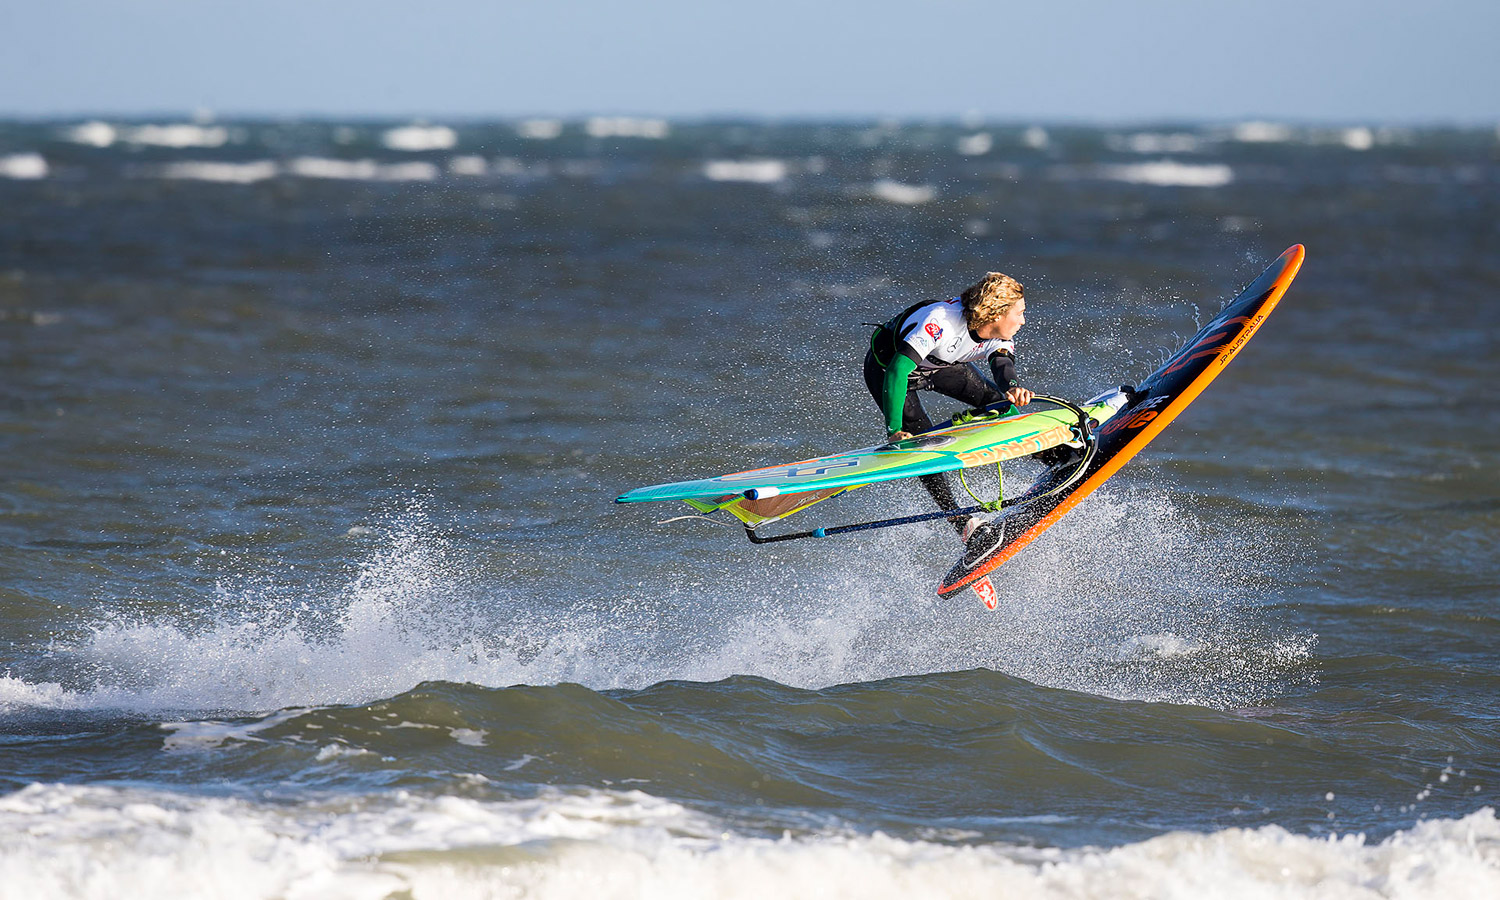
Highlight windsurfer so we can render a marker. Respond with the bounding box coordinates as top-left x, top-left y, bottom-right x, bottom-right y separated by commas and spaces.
864, 272, 1033, 554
